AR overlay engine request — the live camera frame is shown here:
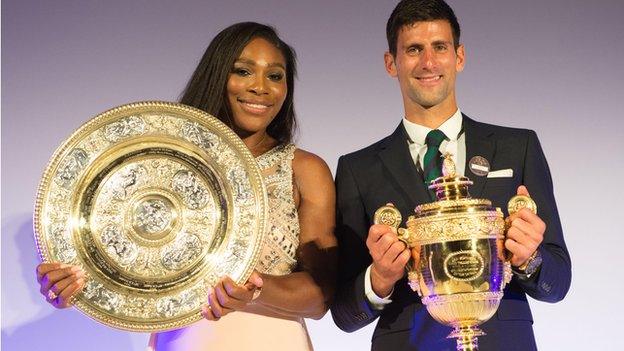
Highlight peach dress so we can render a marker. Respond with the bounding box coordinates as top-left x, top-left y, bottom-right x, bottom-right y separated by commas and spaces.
148, 144, 313, 351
